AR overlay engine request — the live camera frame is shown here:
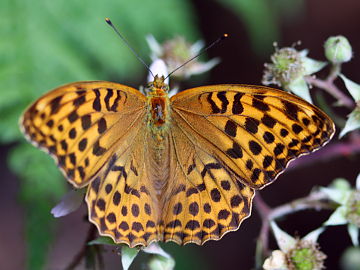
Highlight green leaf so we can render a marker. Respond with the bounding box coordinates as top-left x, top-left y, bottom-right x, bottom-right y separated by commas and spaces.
303, 227, 325, 242
8, 142, 65, 198
348, 224, 359, 246
88, 239, 142, 270
324, 206, 348, 226
287, 77, 312, 103
143, 243, 172, 259
88, 236, 117, 246
23, 199, 55, 269
121, 246, 140, 270
339, 108, 360, 138
8, 142, 65, 269
320, 182, 351, 205
302, 56, 327, 76
340, 74, 360, 101
270, 221, 296, 253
